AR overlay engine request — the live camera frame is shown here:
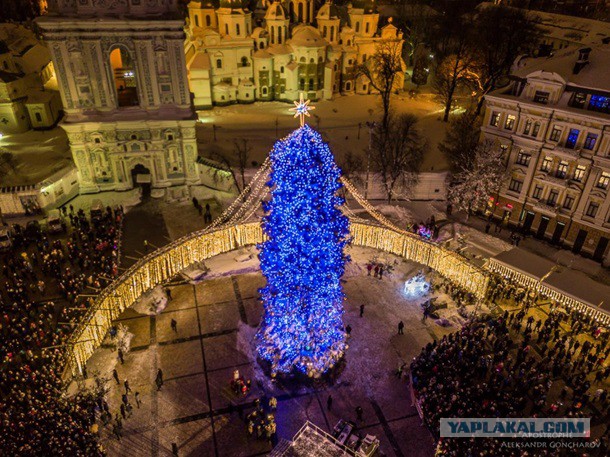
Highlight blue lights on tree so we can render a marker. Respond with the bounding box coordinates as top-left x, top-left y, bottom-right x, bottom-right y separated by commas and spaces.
256, 124, 350, 378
